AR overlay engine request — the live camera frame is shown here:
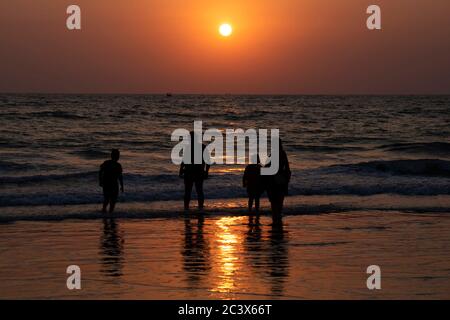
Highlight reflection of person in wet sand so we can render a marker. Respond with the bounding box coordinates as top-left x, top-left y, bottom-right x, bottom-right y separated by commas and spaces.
99, 149, 124, 213
244, 215, 263, 267
181, 214, 211, 287
100, 218, 124, 277
179, 132, 210, 211
245, 215, 263, 248
267, 222, 289, 295
244, 217, 289, 297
